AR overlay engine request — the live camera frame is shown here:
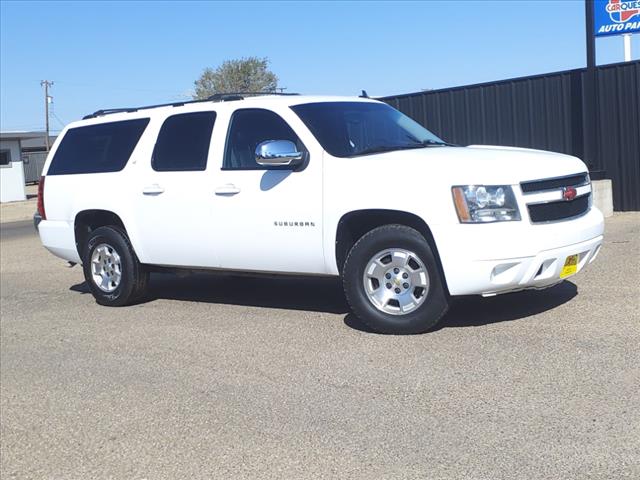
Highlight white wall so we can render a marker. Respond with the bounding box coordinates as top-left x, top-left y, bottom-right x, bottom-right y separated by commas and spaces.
0, 139, 27, 202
